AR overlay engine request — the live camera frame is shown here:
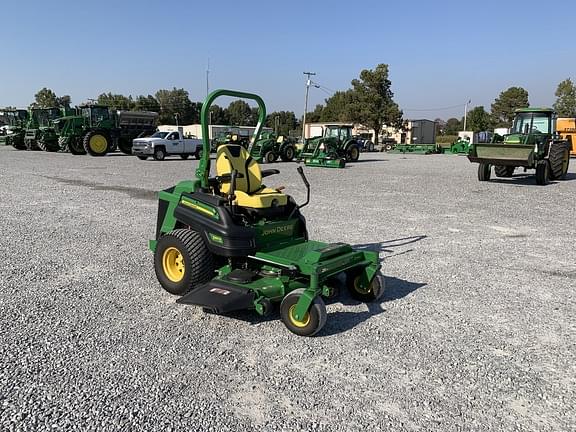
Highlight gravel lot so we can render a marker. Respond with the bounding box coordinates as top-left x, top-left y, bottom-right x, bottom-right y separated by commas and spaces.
1, 146, 575, 431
